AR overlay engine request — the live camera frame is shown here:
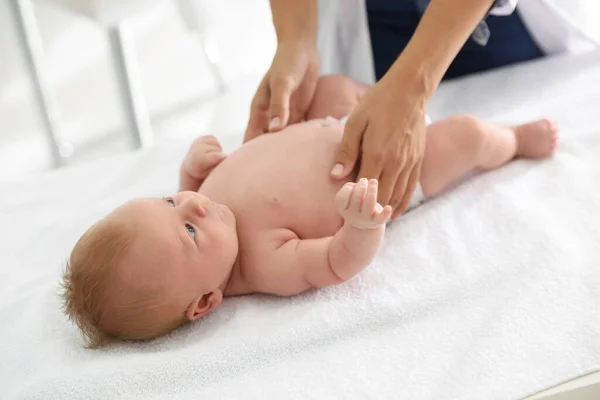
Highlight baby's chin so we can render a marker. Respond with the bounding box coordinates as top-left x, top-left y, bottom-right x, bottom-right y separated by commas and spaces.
215, 203, 236, 226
